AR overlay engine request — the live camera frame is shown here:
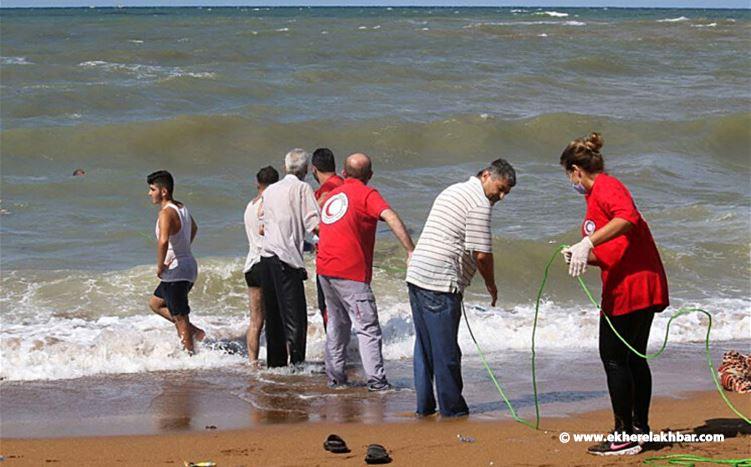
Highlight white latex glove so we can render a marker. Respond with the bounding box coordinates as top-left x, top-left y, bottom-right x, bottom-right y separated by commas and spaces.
563, 237, 593, 277
561, 249, 572, 264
